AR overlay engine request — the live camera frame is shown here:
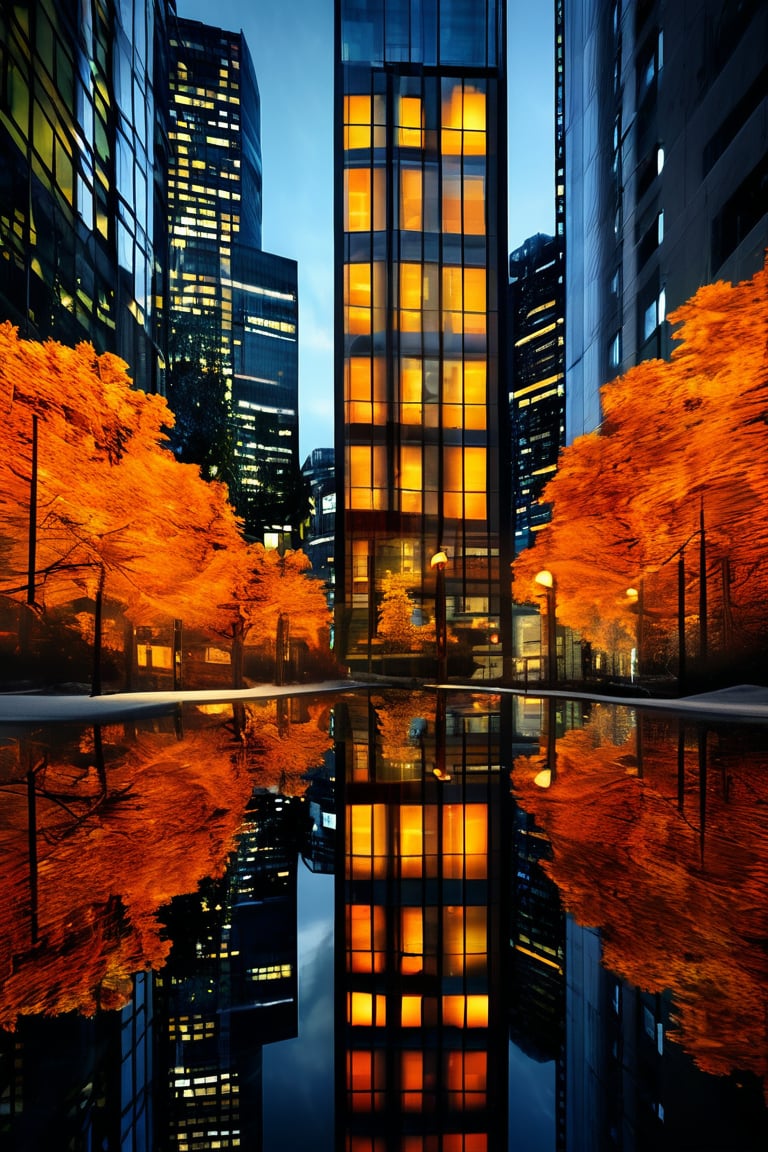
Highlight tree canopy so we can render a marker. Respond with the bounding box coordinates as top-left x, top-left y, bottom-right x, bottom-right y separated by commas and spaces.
512, 258, 768, 665
0, 324, 330, 684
